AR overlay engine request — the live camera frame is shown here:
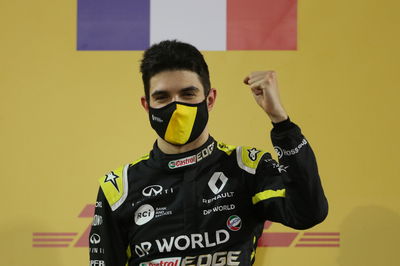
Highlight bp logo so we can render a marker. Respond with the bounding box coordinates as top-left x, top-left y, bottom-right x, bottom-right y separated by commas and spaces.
227, 215, 242, 231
